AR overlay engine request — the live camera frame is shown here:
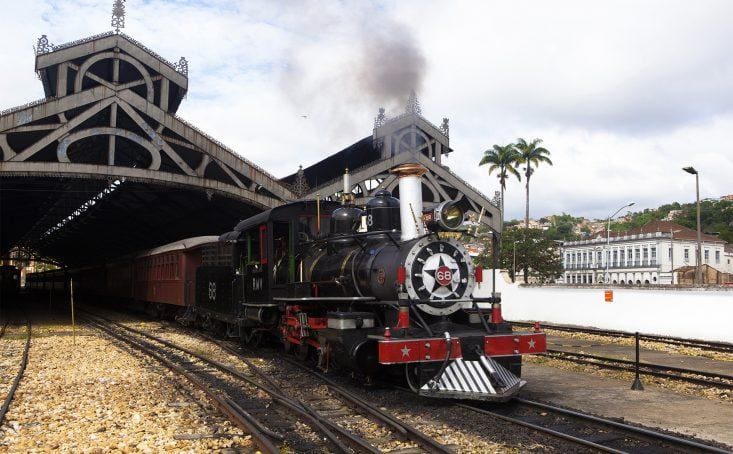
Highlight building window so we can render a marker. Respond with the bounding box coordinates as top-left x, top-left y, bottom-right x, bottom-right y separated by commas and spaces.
620, 250, 625, 263
684, 248, 689, 262
668, 247, 672, 259
597, 251, 602, 262
715, 250, 720, 263
704, 249, 709, 262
